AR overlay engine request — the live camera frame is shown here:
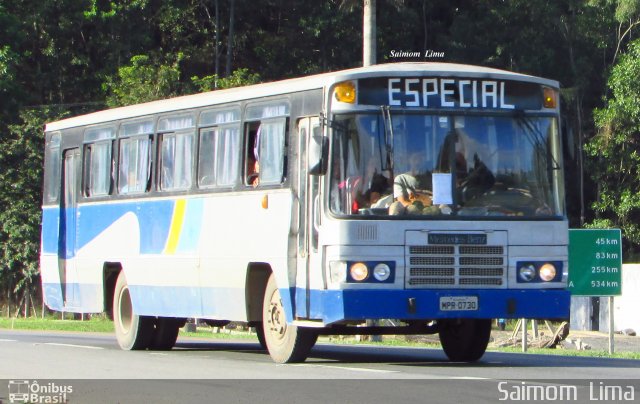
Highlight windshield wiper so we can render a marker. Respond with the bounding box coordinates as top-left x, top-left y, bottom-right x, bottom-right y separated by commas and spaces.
380, 106, 394, 172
